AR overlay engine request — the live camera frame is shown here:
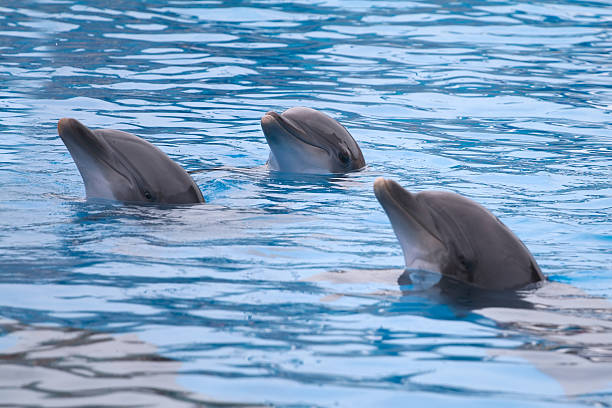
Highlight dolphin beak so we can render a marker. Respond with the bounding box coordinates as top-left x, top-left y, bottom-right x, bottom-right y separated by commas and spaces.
373, 177, 390, 198
374, 178, 405, 209
58, 118, 133, 199
261, 110, 311, 140
374, 178, 449, 273
58, 118, 112, 160
374, 178, 425, 230
260, 111, 285, 142
261, 111, 280, 126
260, 110, 321, 150
374, 177, 445, 247
374, 178, 412, 231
